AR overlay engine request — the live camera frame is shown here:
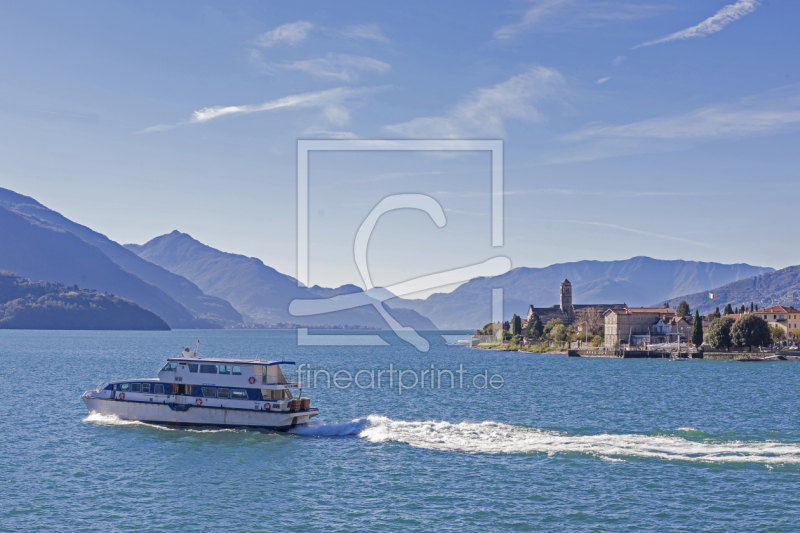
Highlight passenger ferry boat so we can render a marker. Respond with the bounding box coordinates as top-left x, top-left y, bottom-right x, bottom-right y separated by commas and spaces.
82, 346, 318, 430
